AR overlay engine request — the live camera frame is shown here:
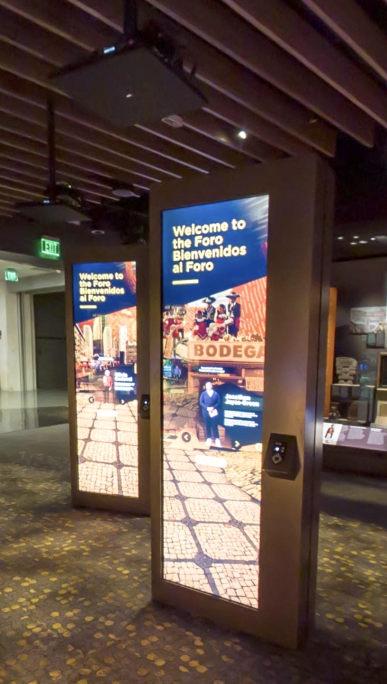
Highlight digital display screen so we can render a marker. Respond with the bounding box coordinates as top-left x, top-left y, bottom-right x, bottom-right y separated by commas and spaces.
72, 261, 138, 497
161, 195, 269, 608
